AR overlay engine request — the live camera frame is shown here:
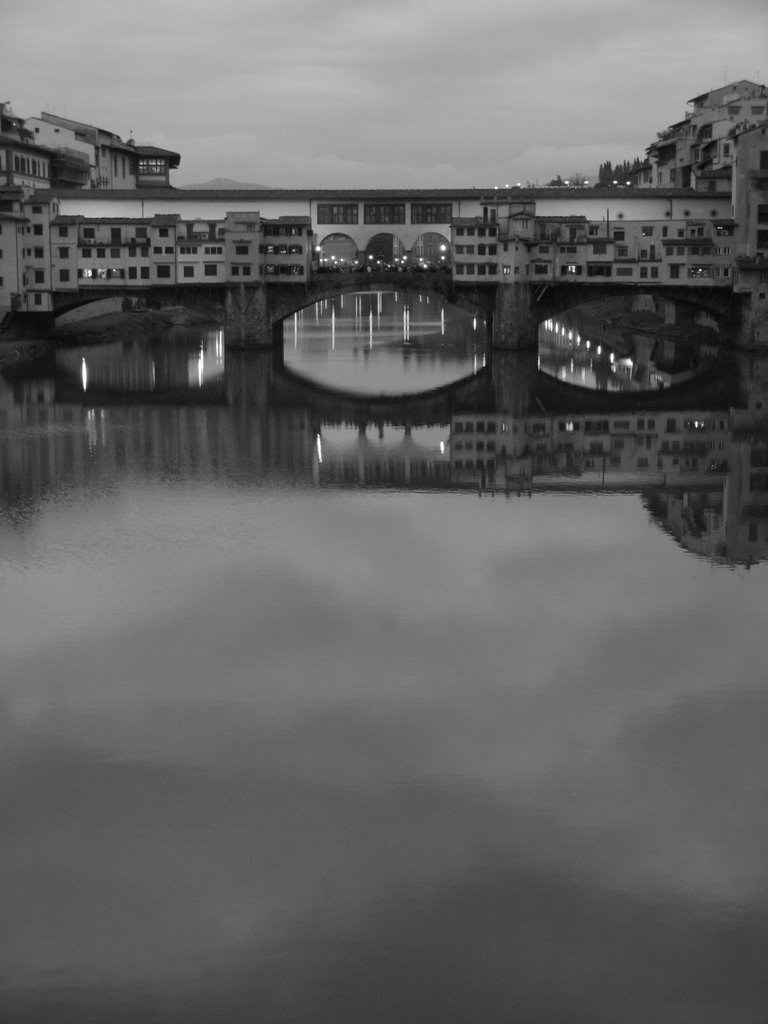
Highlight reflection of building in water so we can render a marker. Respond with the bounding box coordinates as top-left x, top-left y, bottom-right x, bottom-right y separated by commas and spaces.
450, 408, 730, 488
644, 431, 768, 567
311, 424, 451, 489
8, 336, 768, 566
53, 330, 226, 396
